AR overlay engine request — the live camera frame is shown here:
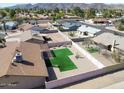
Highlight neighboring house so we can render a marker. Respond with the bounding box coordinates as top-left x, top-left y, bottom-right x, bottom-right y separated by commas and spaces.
0, 21, 18, 30
92, 32, 124, 52
93, 18, 111, 24
95, 12, 103, 17
64, 15, 80, 19
29, 20, 38, 25
77, 25, 101, 37
31, 26, 58, 34
31, 26, 49, 34
0, 42, 48, 89
61, 21, 82, 31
